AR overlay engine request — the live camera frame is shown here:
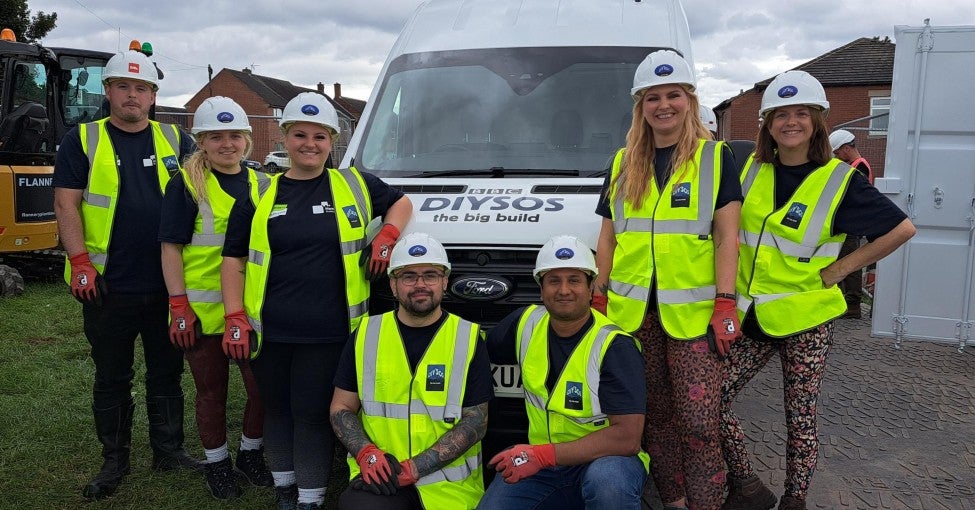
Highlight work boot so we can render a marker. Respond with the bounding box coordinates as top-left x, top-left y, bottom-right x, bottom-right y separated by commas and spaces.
778, 496, 807, 510
235, 447, 273, 487
275, 484, 298, 510
204, 457, 243, 500
146, 395, 204, 472
83, 399, 135, 500
723, 473, 777, 510
844, 301, 862, 319
296, 503, 322, 510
